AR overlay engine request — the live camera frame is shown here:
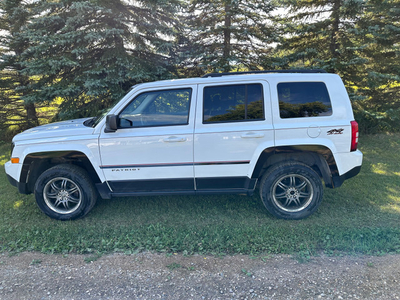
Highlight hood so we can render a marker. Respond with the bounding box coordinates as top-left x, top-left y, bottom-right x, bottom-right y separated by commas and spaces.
13, 118, 97, 143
